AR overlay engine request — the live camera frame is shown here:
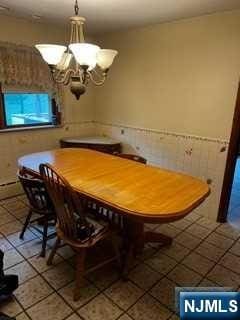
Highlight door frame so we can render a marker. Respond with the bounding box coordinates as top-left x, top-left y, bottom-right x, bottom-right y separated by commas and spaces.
218, 82, 240, 222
